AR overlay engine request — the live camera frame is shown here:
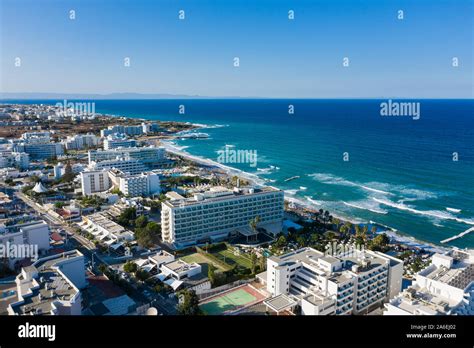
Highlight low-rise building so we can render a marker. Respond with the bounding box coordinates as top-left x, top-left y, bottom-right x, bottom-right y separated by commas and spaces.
80, 212, 135, 244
